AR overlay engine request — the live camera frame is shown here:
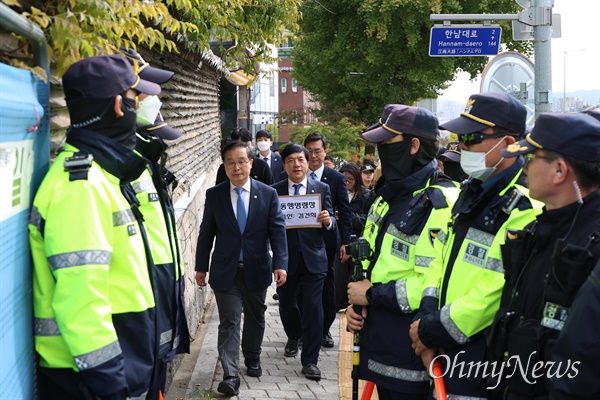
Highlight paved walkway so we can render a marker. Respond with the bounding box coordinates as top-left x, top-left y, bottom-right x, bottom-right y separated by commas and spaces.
168, 283, 374, 400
